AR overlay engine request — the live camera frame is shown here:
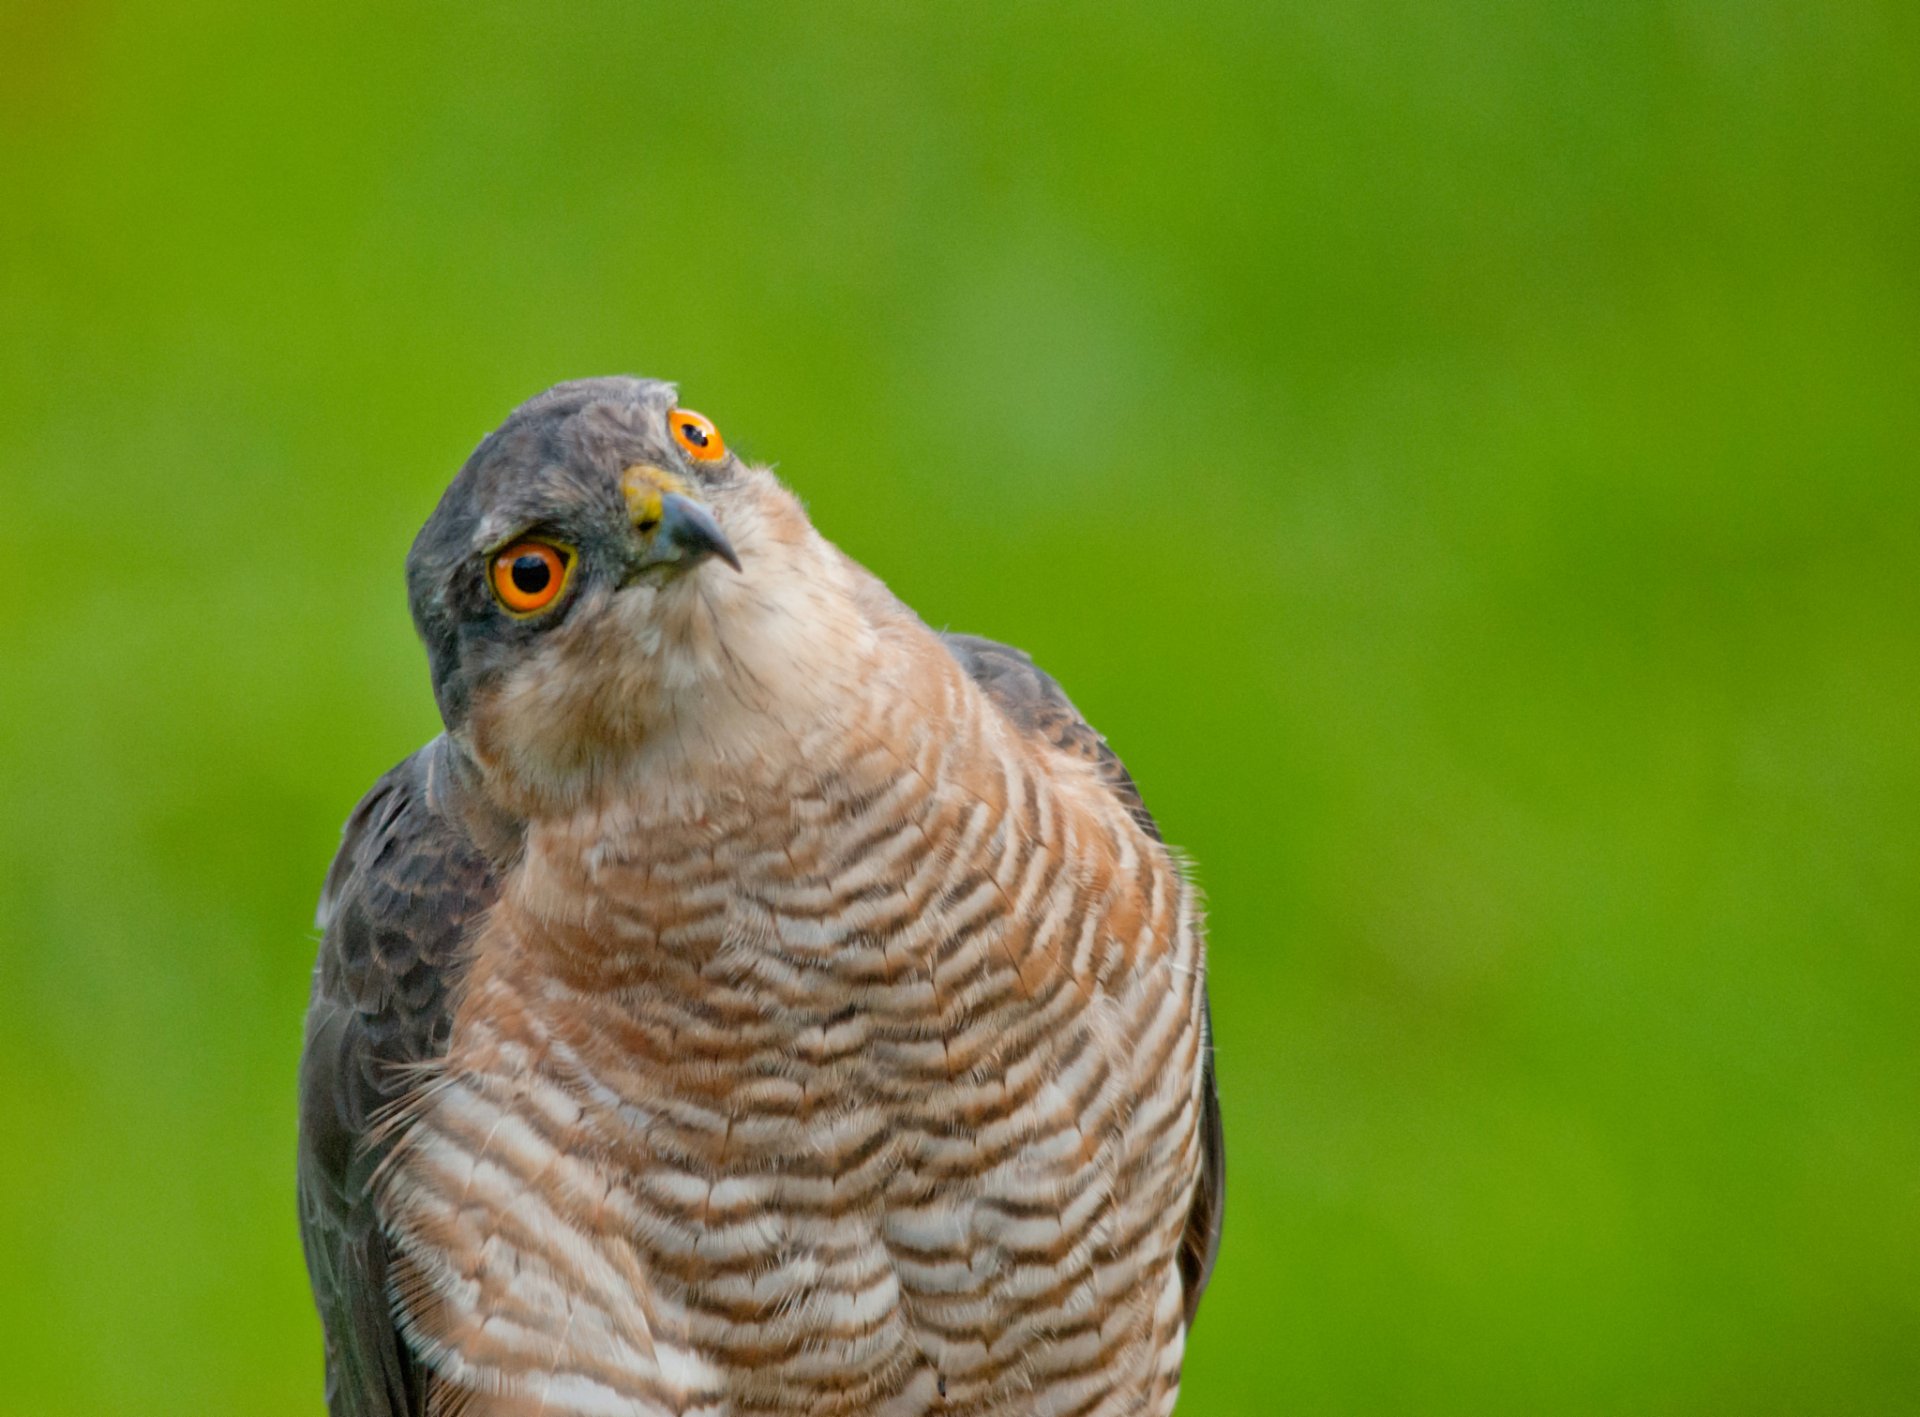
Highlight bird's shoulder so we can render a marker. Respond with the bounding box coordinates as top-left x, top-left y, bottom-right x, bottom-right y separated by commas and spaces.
937, 631, 1161, 843
310, 737, 497, 1062
299, 736, 499, 1416
937, 630, 1224, 1327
